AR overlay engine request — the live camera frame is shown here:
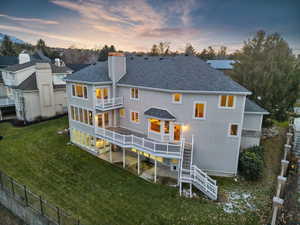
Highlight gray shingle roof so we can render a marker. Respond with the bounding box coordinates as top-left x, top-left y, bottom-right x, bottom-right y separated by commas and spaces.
0, 56, 18, 67
66, 64, 90, 72
245, 99, 269, 114
65, 62, 111, 83
144, 108, 176, 120
50, 64, 72, 73
16, 73, 38, 90
118, 56, 249, 93
5, 61, 36, 72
